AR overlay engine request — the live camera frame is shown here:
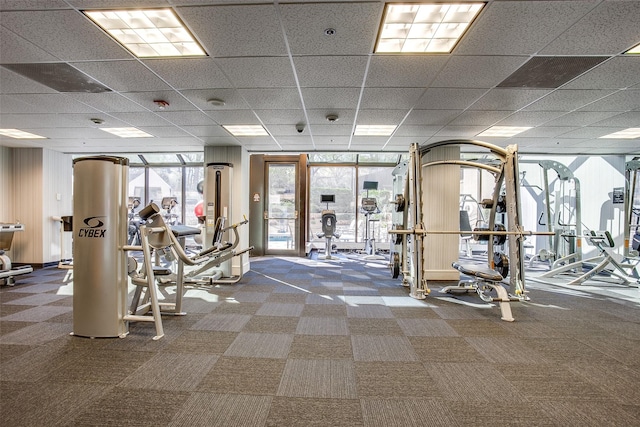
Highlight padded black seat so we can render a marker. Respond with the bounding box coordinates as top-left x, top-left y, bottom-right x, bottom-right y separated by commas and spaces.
171, 225, 201, 237
452, 261, 503, 282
